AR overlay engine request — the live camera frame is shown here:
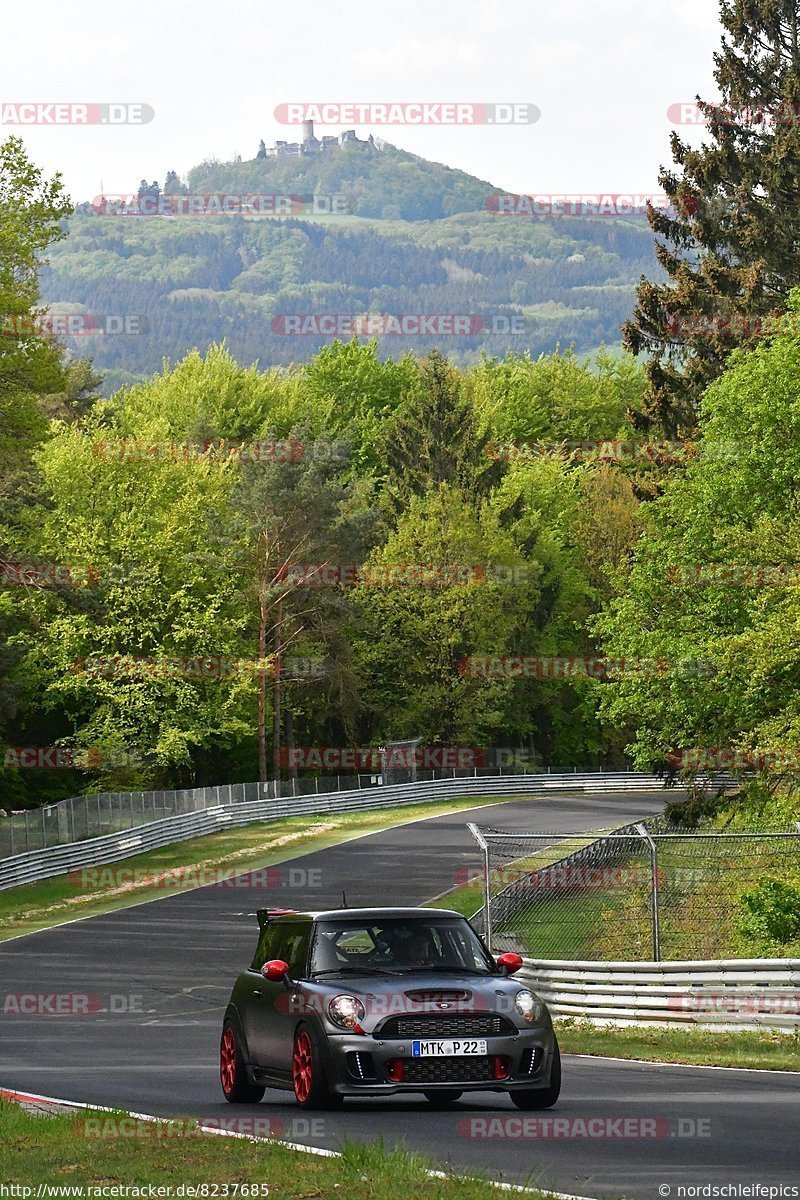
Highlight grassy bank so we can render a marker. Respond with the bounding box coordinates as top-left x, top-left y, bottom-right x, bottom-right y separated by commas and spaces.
0, 793, 525, 942
556, 1018, 800, 1070
0, 1099, 543, 1198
